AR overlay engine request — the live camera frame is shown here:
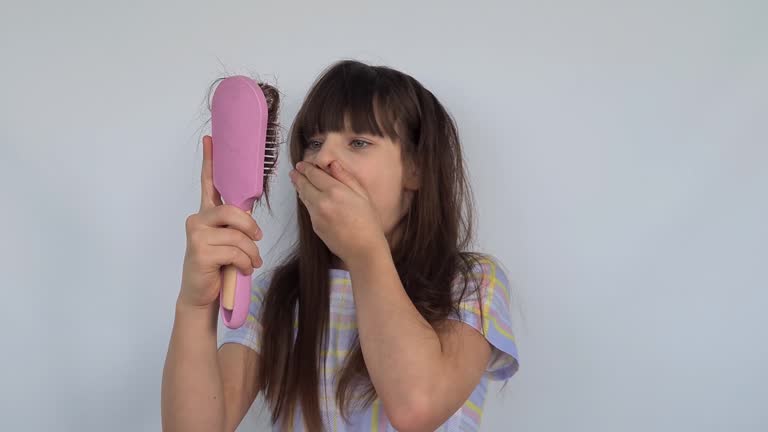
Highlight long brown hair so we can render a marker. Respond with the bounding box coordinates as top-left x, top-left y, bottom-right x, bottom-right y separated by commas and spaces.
258, 59, 489, 430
